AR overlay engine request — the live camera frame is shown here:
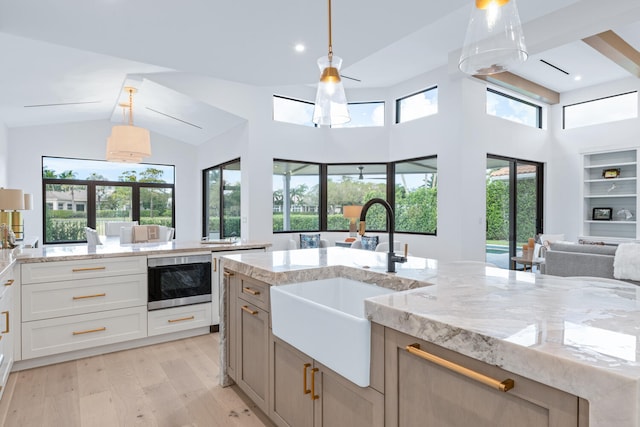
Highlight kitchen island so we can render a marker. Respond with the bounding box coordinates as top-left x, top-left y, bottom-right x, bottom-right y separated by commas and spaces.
222, 247, 640, 427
